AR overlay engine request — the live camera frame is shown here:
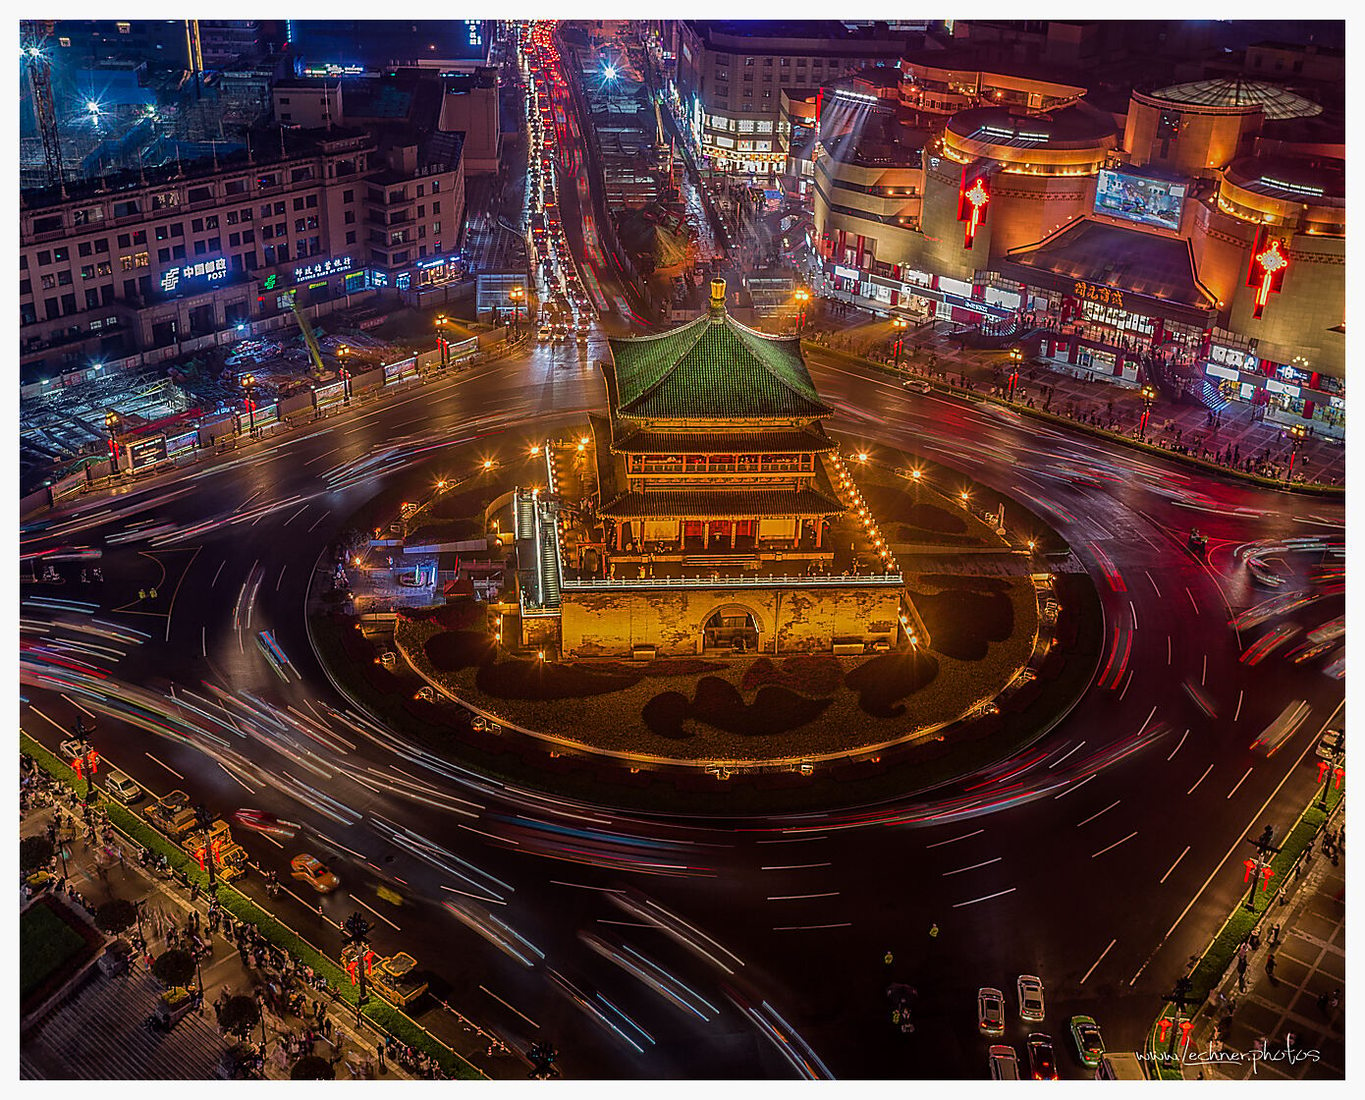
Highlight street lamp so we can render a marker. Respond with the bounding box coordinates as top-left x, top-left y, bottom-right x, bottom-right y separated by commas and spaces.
793, 287, 811, 331
1285, 422, 1309, 482
435, 314, 449, 368
241, 373, 257, 435
892, 316, 909, 365
337, 344, 351, 405
1138, 384, 1158, 440
1316, 745, 1343, 812
509, 284, 526, 336
104, 409, 121, 469
1007, 345, 1023, 400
